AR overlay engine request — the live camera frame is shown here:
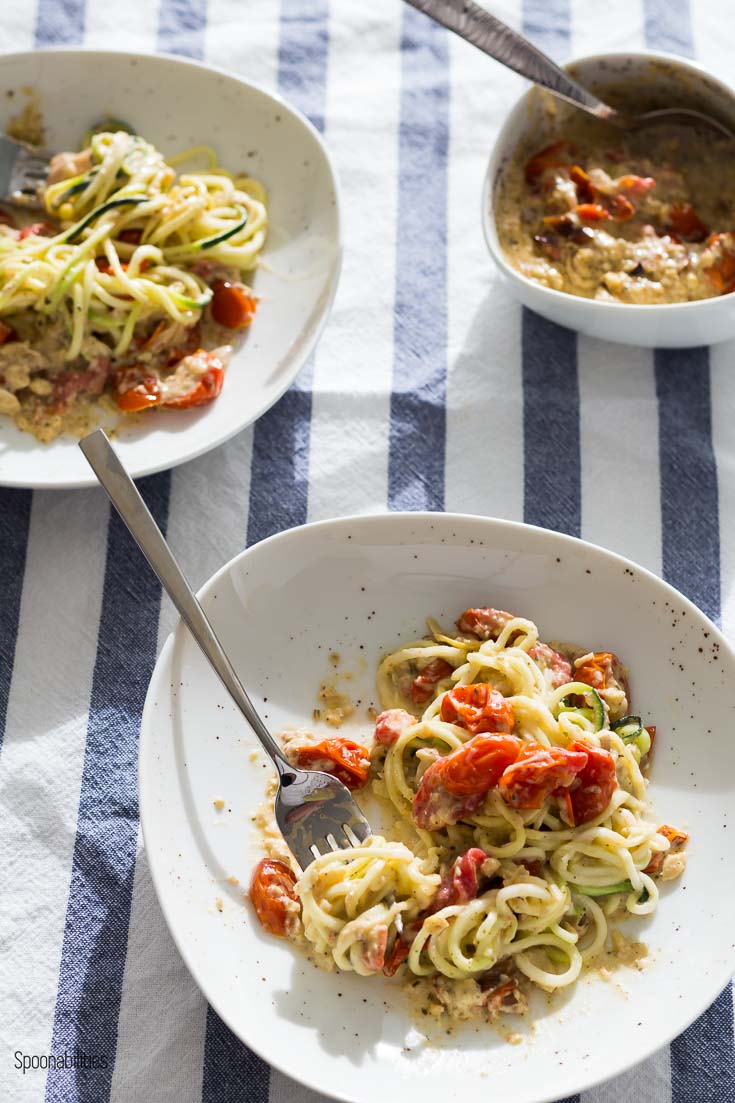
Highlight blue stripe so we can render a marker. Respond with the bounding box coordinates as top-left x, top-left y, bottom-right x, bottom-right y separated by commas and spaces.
203, 1, 330, 1094
157, 0, 207, 59
44, 475, 171, 1103
655, 349, 720, 623
521, 1, 580, 542
388, 4, 449, 513
643, 0, 694, 57
34, 0, 85, 44
0, 491, 32, 754
521, 312, 580, 537
645, 5, 734, 1100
